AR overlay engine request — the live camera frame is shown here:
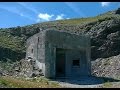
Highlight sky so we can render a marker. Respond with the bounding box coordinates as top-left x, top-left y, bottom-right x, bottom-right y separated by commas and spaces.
0, 2, 120, 28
